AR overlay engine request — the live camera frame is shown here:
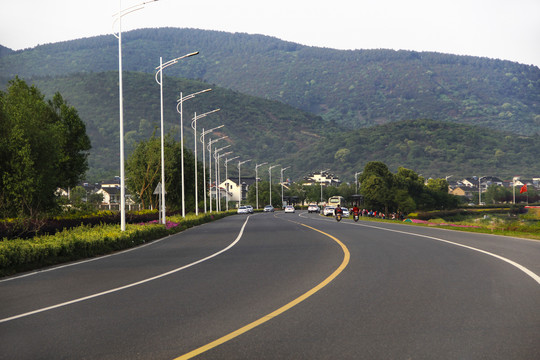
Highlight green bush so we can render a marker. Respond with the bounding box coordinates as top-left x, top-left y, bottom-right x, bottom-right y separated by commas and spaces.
0, 210, 236, 277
